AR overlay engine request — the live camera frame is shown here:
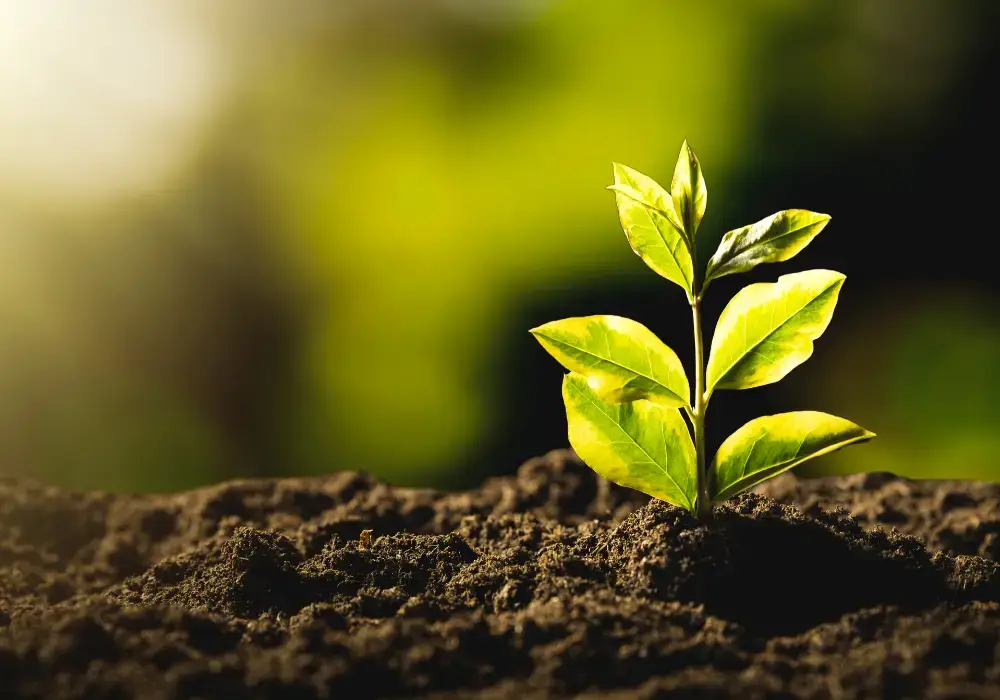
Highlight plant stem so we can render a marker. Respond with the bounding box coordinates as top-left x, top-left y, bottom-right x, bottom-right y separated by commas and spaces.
690, 295, 712, 520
